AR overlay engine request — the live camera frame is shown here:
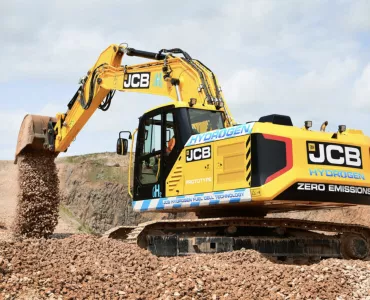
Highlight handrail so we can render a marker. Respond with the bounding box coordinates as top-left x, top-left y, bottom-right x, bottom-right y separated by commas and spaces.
128, 128, 138, 198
